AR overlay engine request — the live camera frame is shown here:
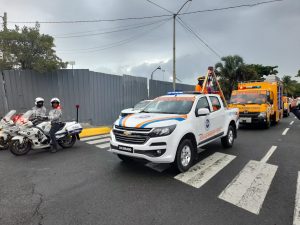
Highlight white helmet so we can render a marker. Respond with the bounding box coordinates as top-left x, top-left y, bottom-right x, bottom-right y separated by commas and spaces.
50, 98, 60, 104
35, 97, 44, 106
